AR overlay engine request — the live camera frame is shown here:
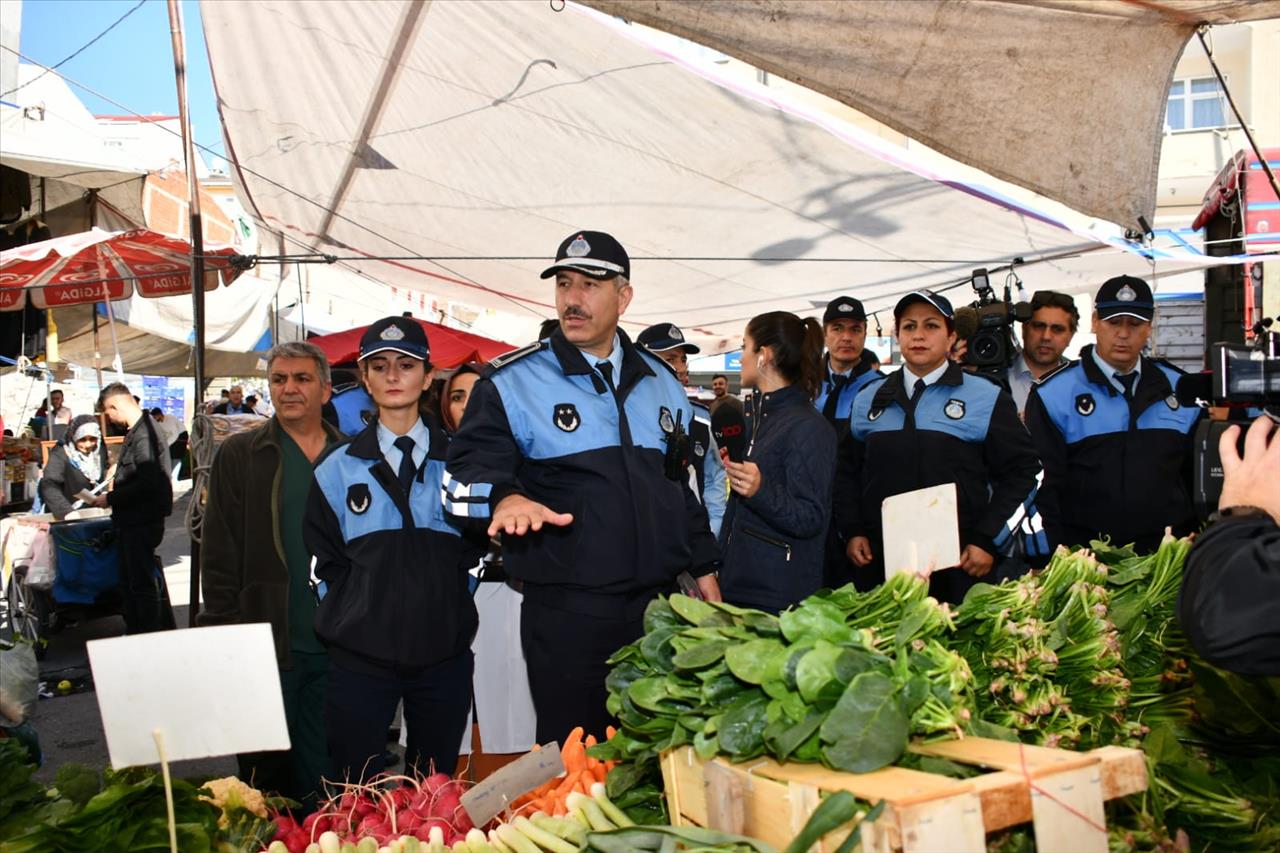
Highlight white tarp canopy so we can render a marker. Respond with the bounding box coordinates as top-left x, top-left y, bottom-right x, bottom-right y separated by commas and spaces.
1, 65, 148, 228
201, 0, 1256, 352
51, 272, 281, 377
586, 0, 1280, 228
